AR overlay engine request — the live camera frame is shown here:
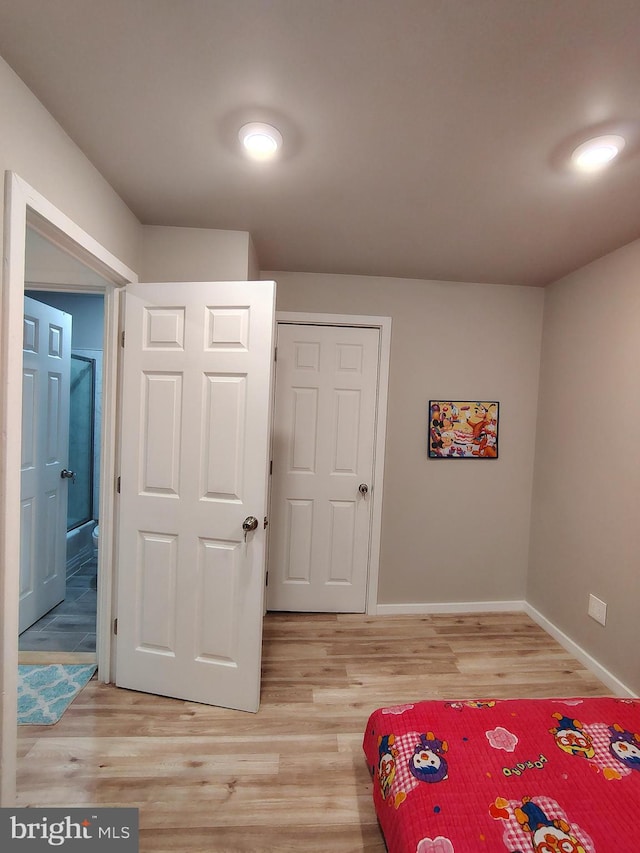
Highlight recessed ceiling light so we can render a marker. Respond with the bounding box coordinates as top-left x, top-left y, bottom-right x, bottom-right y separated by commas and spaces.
238, 122, 282, 161
571, 134, 626, 171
